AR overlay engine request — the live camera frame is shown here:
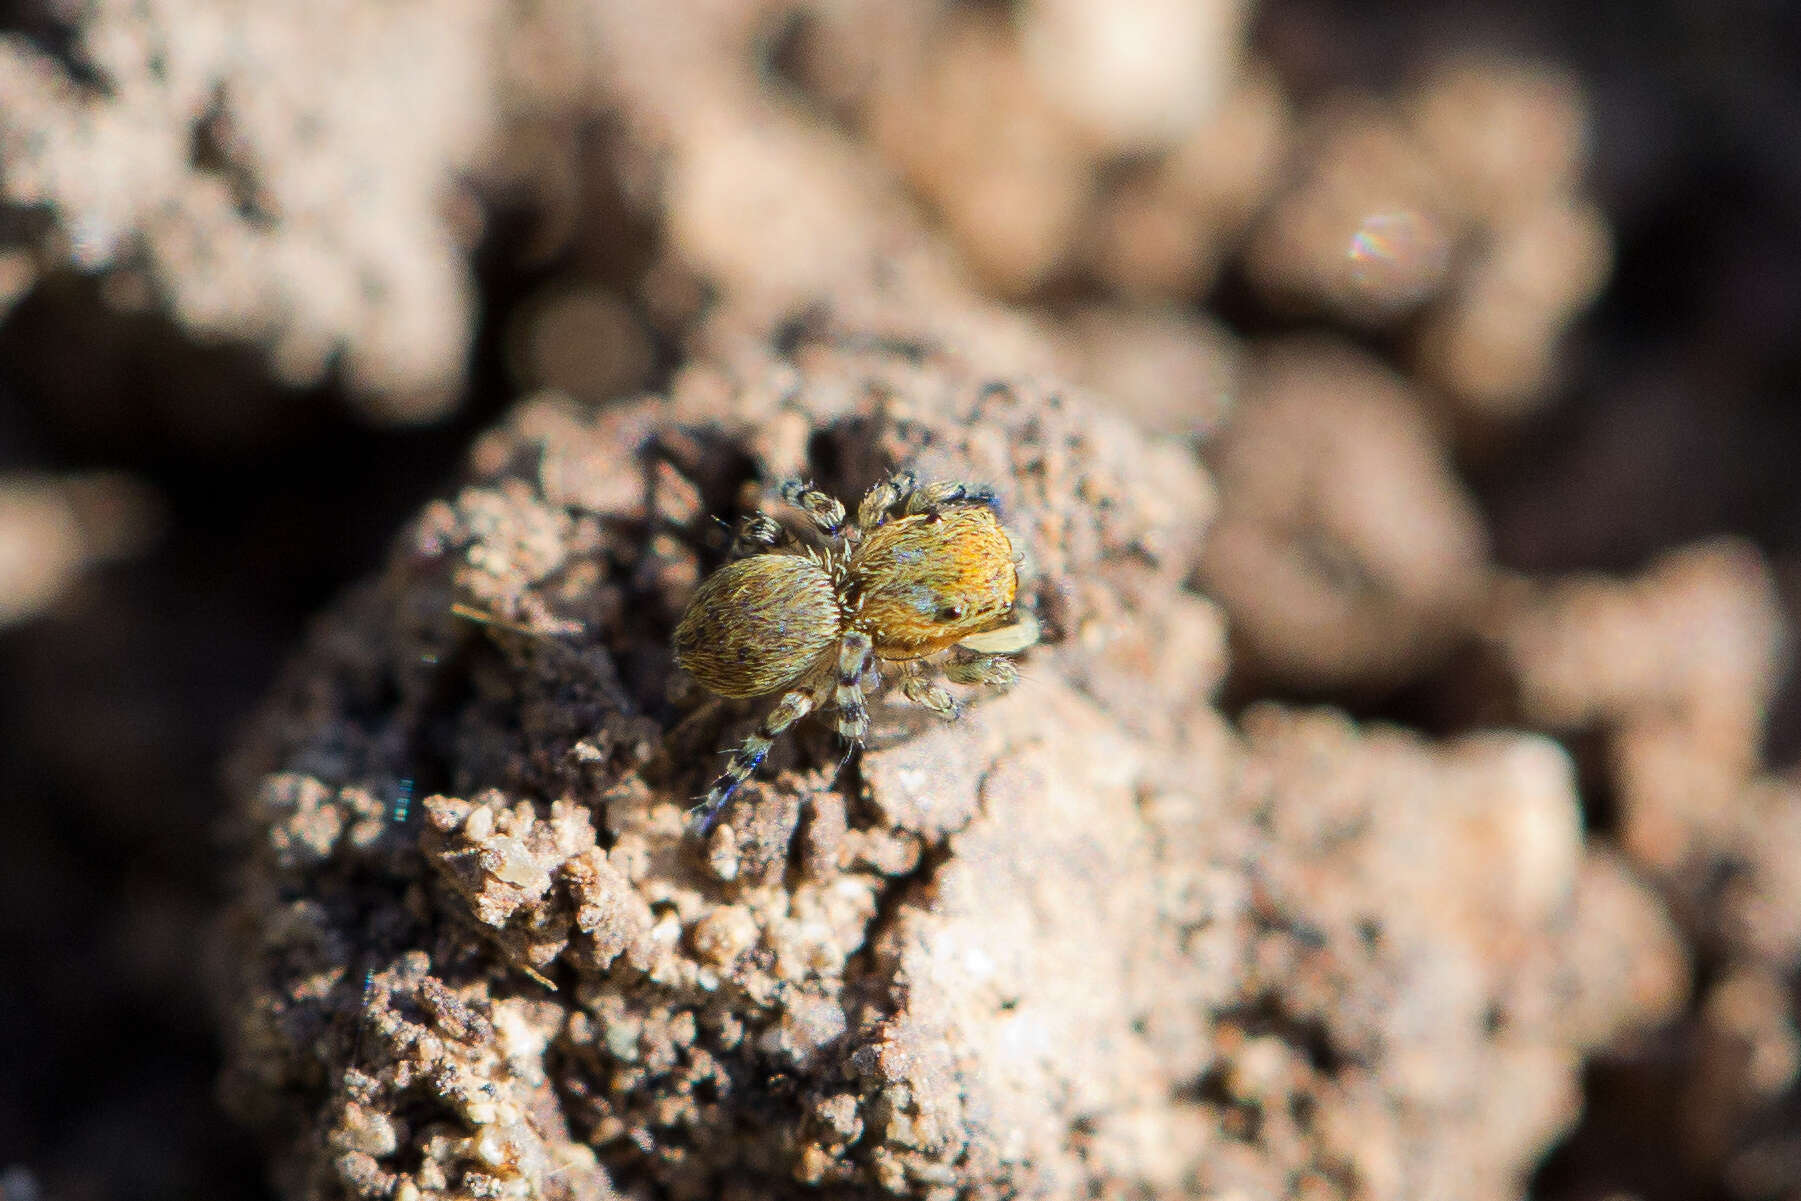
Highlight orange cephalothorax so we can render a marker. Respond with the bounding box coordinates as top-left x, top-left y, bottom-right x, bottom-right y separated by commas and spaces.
850, 507, 1018, 659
